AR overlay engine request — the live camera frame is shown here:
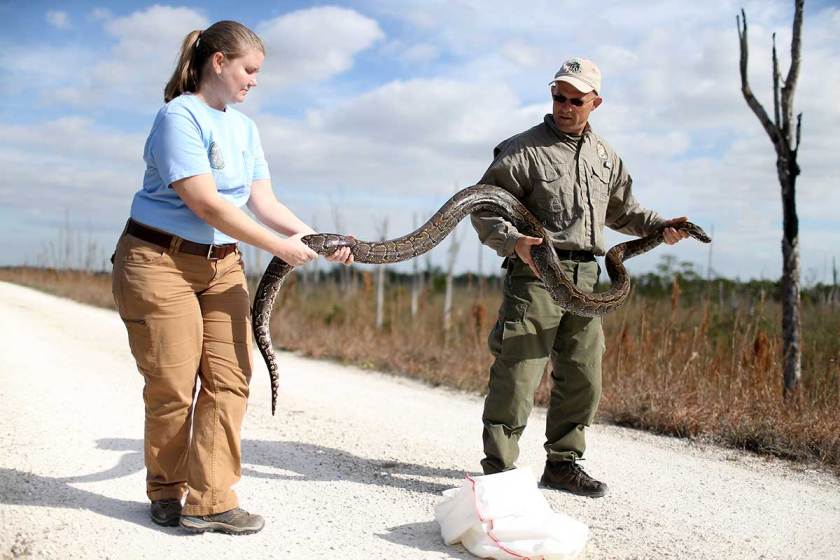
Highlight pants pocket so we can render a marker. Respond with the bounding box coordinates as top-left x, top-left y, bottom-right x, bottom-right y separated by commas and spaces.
121, 317, 157, 373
